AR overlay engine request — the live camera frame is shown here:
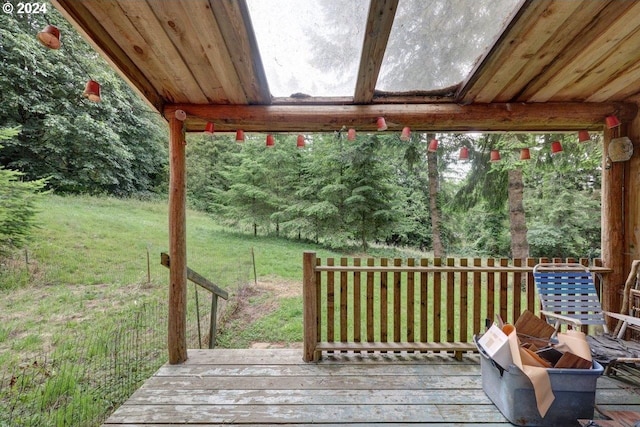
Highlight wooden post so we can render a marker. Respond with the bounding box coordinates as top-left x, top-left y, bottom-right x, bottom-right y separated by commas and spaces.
601, 124, 626, 327
209, 294, 218, 349
168, 115, 187, 364
626, 108, 640, 276
303, 251, 318, 362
